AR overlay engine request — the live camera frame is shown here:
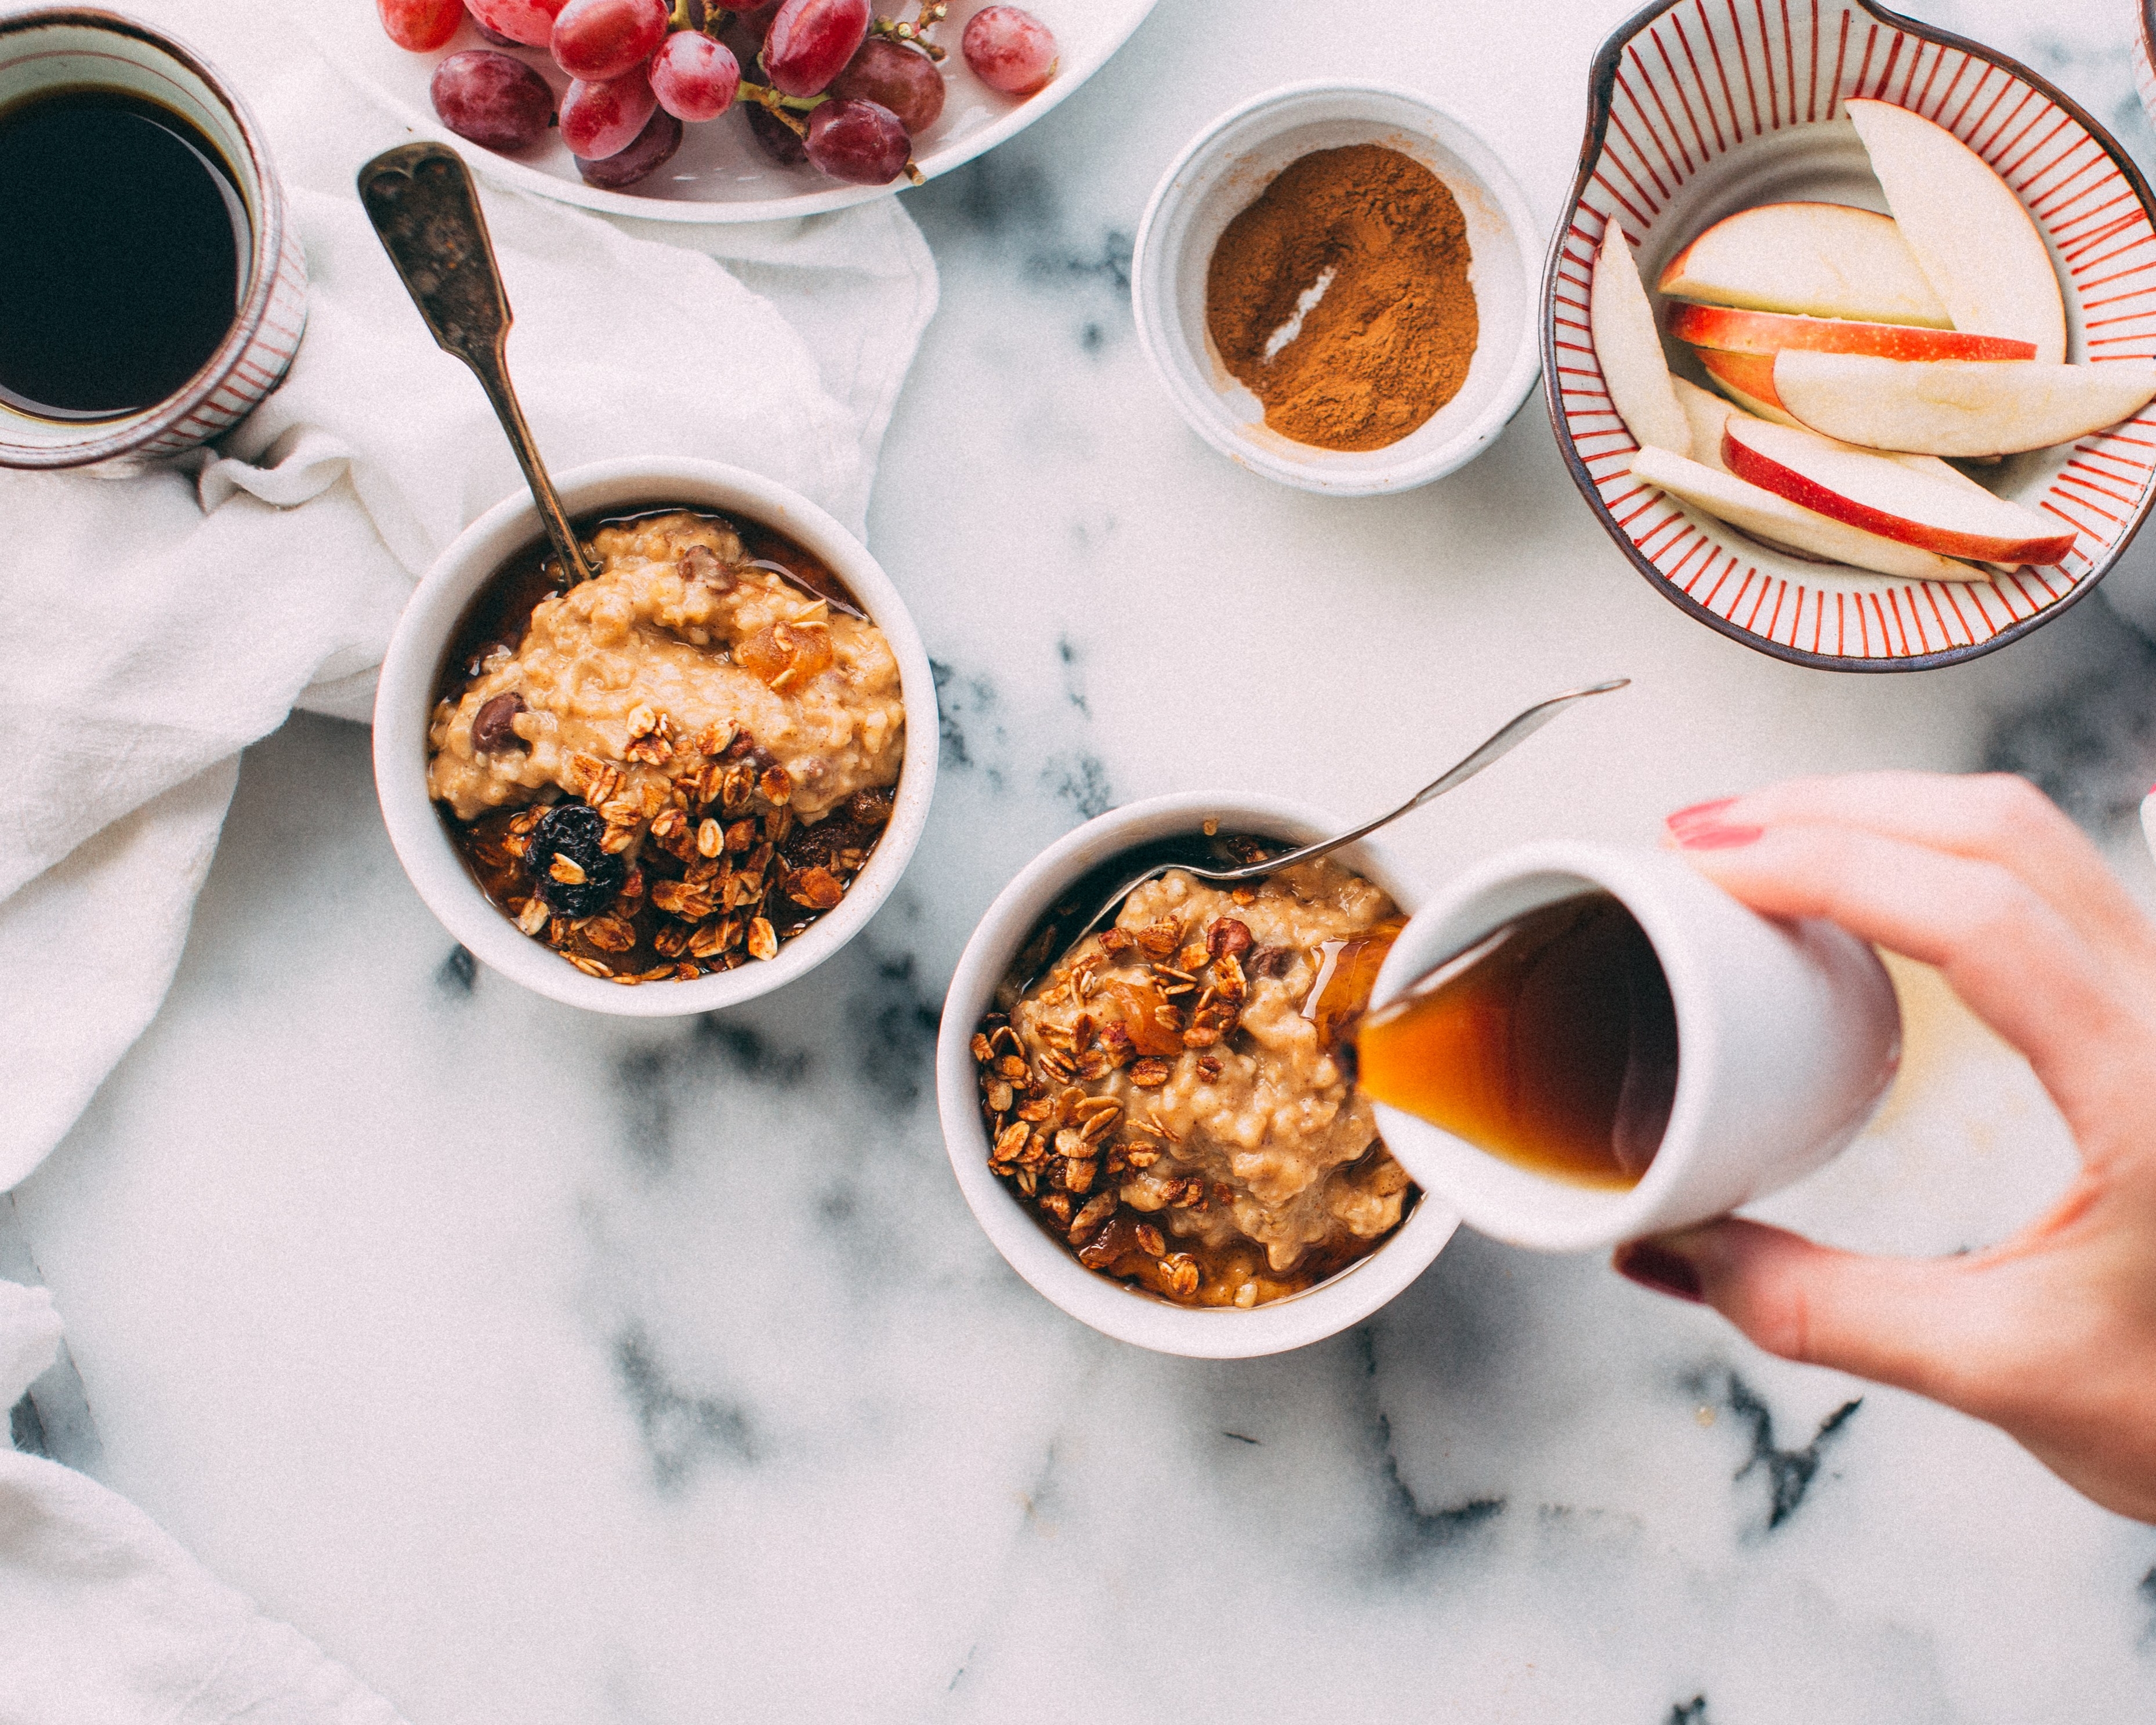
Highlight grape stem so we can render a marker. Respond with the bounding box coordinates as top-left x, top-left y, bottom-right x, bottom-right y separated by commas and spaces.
738, 78, 824, 134
869, 1, 948, 61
